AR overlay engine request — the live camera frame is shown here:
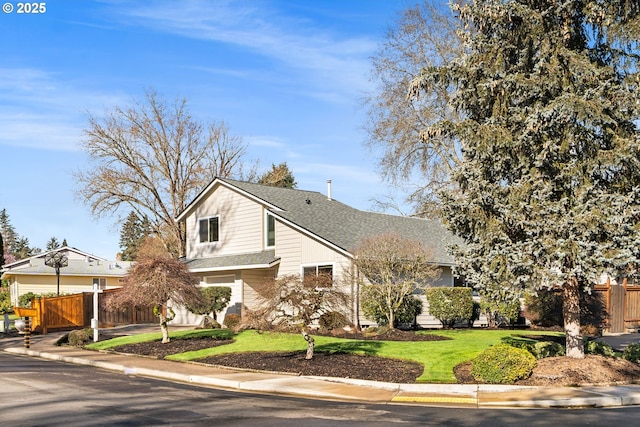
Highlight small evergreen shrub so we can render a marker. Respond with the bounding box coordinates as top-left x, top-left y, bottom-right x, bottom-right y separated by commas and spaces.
622, 343, 640, 363
319, 311, 350, 330
67, 329, 92, 347
501, 336, 536, 355
471, 343, 536, 384
533, 341, 565, 359
223, 313, 241, 330
584, 340, 615, 357
426, 287, 474, 328
18, 292, 37, 307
